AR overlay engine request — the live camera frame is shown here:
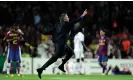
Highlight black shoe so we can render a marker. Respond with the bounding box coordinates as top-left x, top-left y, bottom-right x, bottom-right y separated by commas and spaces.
58, 65, 66, 72
37, 68, 43, 79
